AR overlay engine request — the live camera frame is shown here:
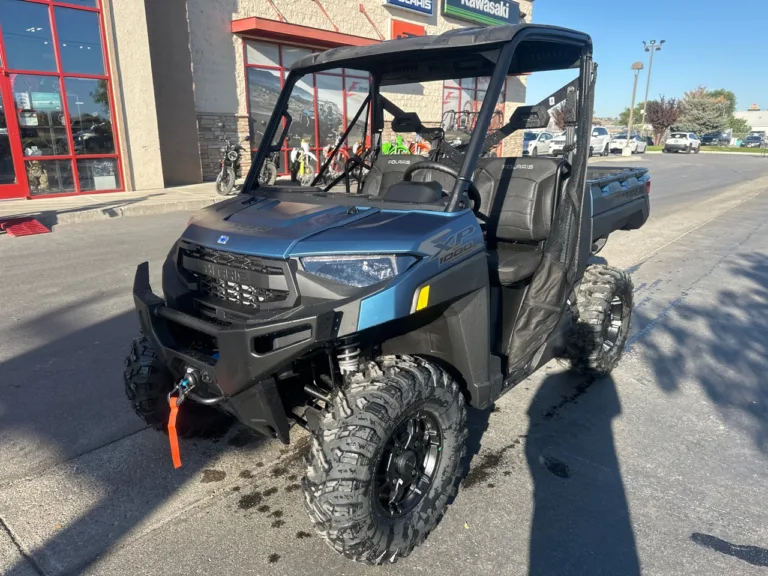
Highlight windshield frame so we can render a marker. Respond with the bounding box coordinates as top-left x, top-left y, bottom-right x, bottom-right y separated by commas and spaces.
242, 29, 593, 212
